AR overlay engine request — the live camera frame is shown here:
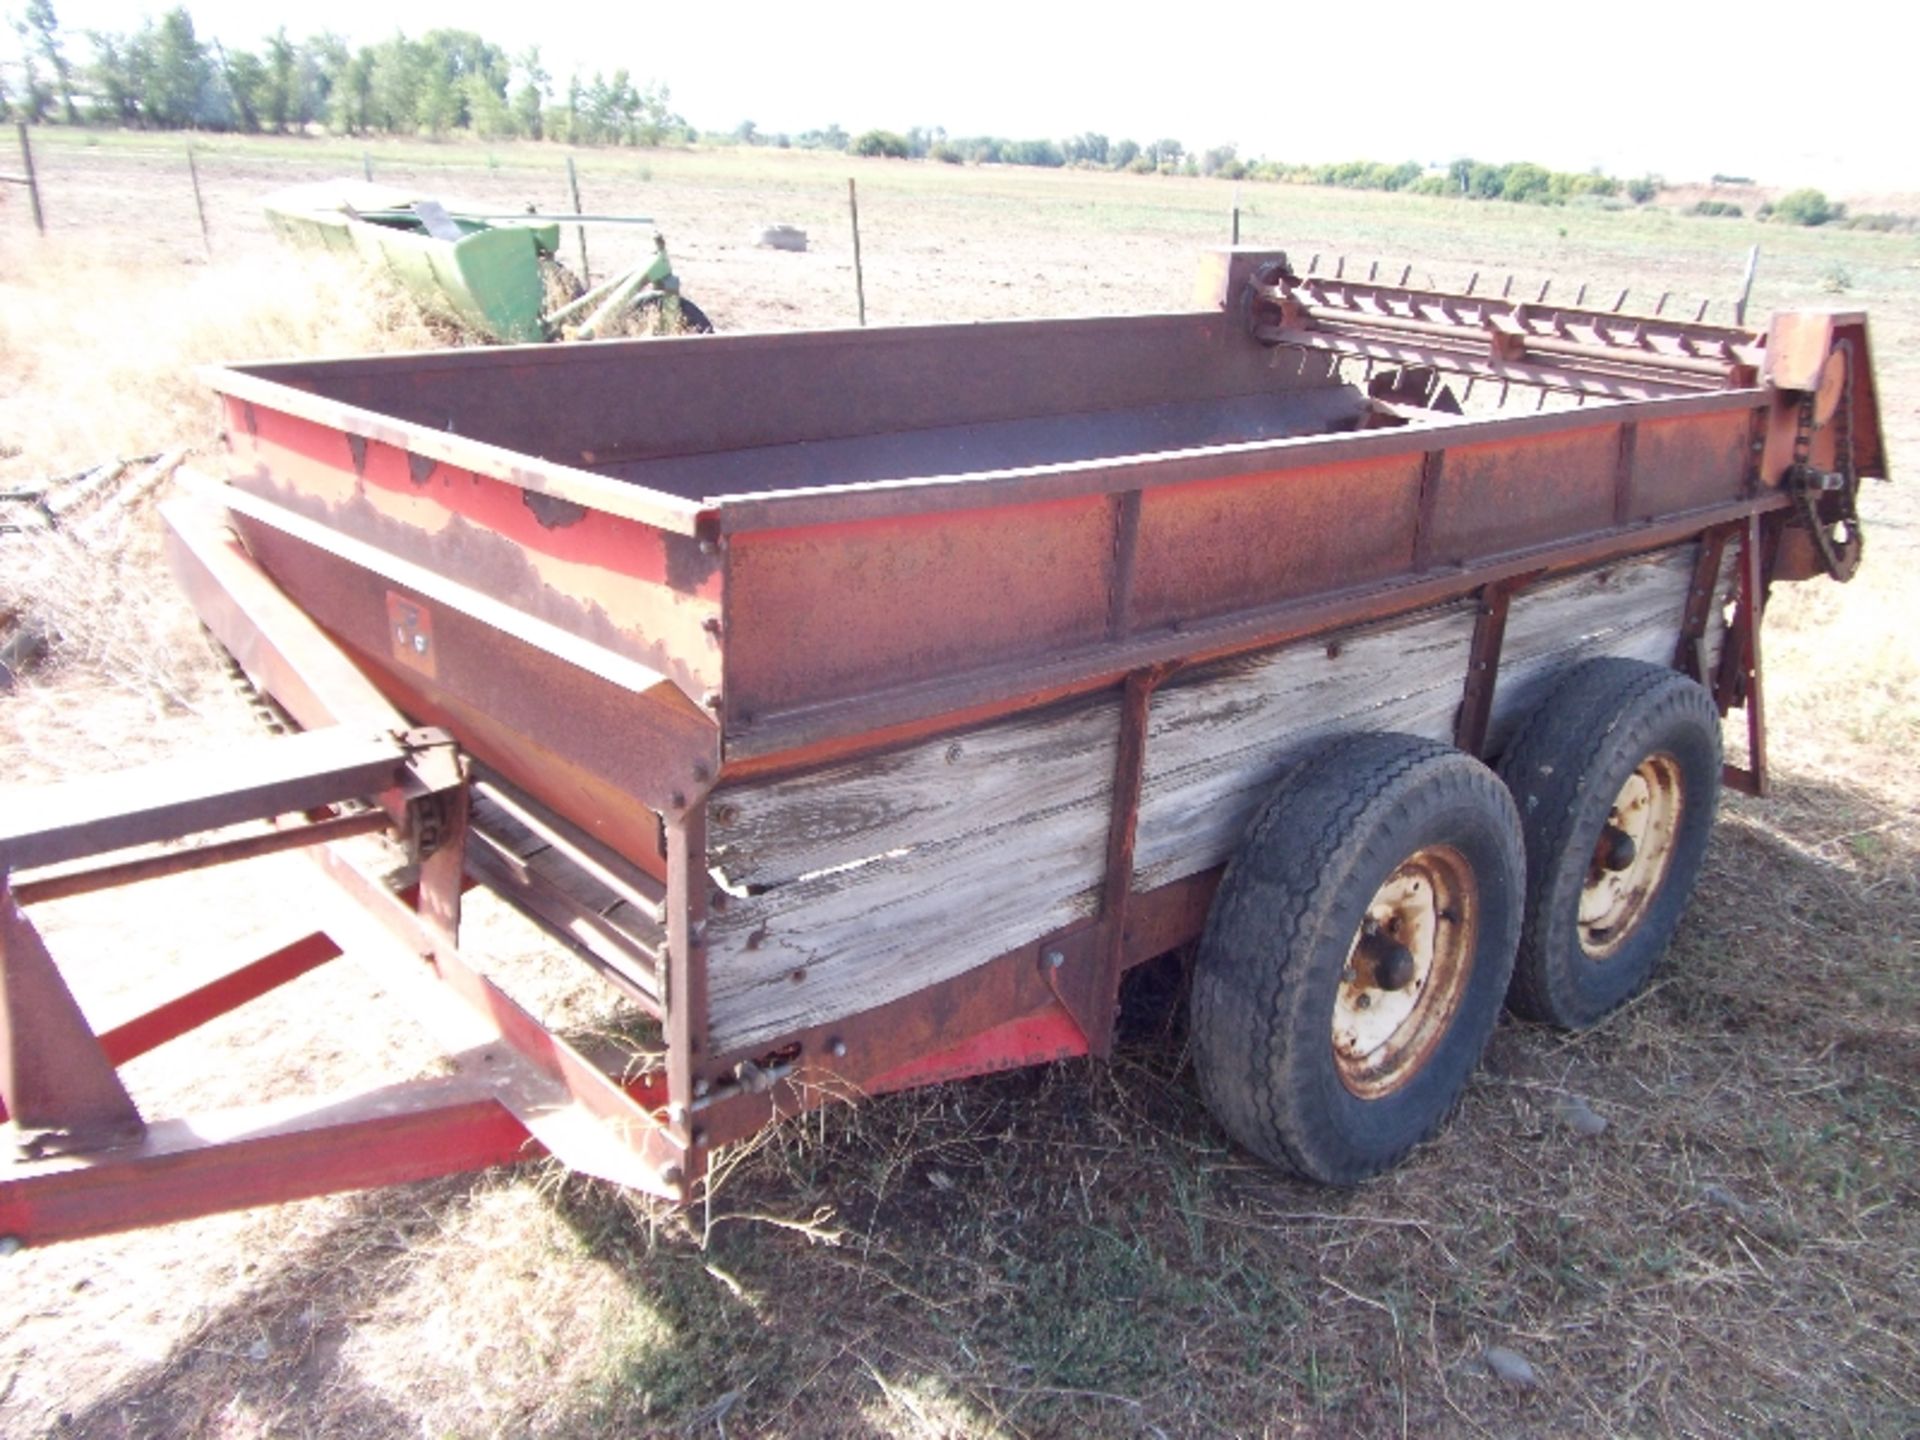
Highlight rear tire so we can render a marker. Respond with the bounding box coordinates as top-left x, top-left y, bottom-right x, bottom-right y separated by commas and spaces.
1497, 658, 1722, 1030
1191, 734, 1524, 1185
